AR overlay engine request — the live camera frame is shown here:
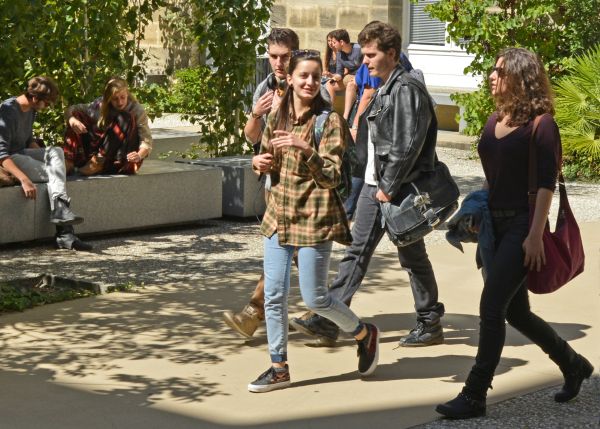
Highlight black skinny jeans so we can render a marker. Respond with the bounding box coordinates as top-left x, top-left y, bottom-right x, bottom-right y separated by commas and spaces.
466, 212, 577, 396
